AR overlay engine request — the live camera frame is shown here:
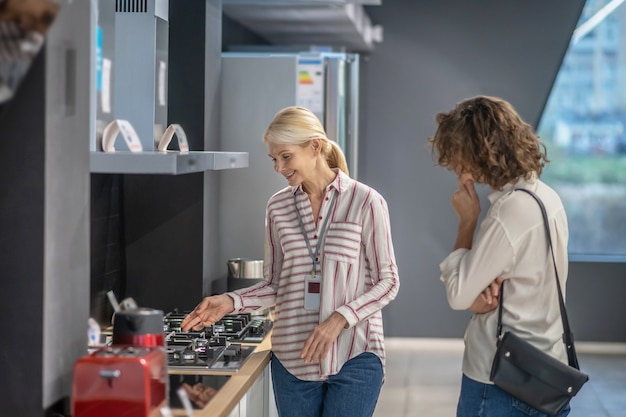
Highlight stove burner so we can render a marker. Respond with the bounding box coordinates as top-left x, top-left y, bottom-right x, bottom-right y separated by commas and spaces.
163, 311, 272, 343
163, 310, 269, 372
165, 334, 227, 369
